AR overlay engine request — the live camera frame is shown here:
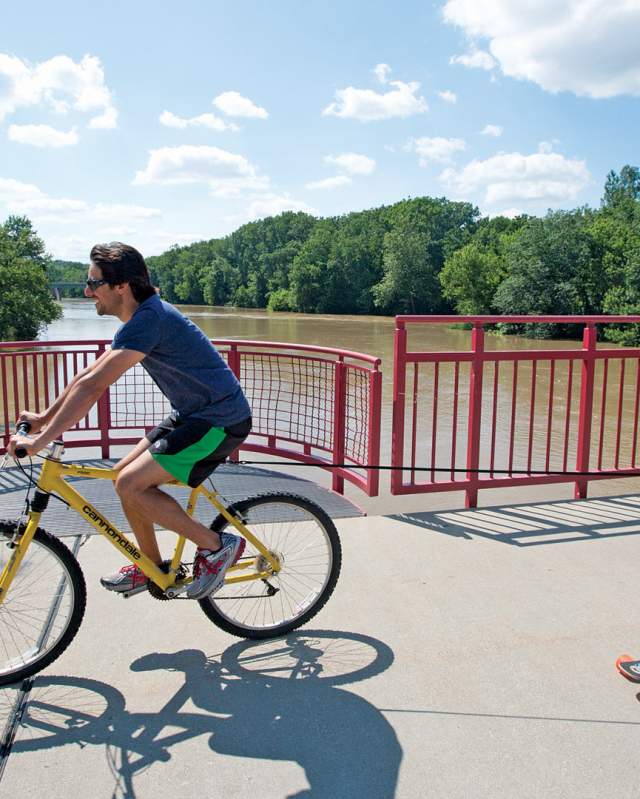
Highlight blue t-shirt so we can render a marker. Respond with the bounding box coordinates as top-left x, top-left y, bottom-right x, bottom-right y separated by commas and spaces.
111, 295, 251, 427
